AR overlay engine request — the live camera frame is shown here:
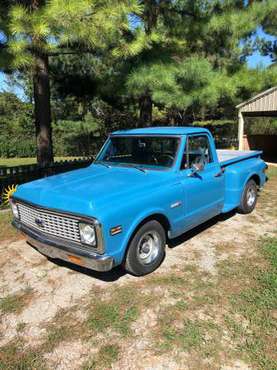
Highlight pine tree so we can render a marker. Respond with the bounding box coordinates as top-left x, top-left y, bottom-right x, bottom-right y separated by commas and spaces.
126, 0, 277, 125
0, 0, 140, 166
259, 4, 277, 66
